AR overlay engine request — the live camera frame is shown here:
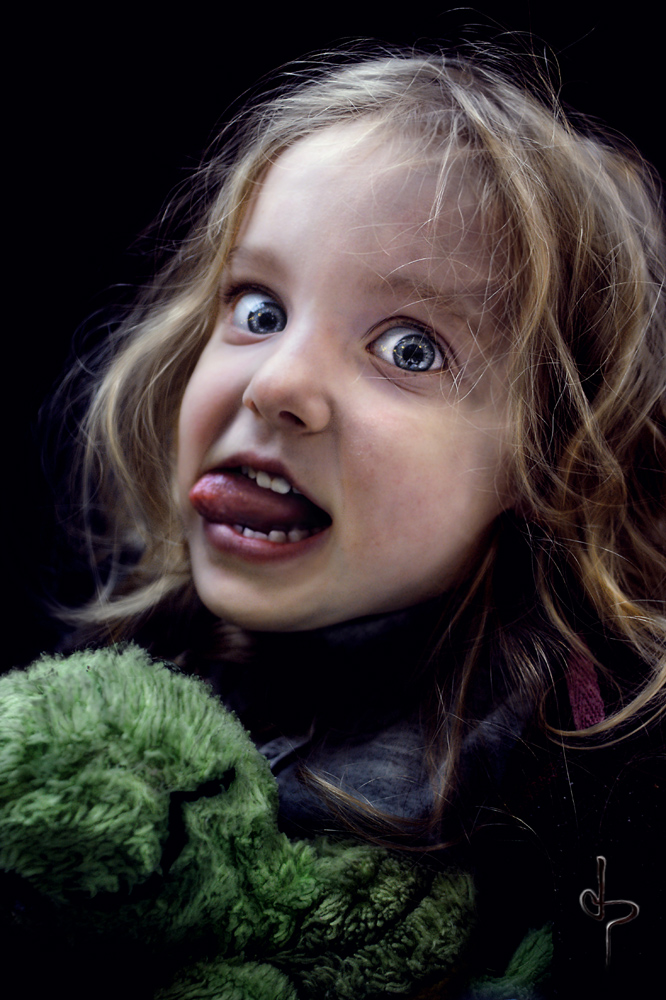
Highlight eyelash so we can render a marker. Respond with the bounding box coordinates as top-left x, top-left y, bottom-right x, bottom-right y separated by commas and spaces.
219, 283, 453, 375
